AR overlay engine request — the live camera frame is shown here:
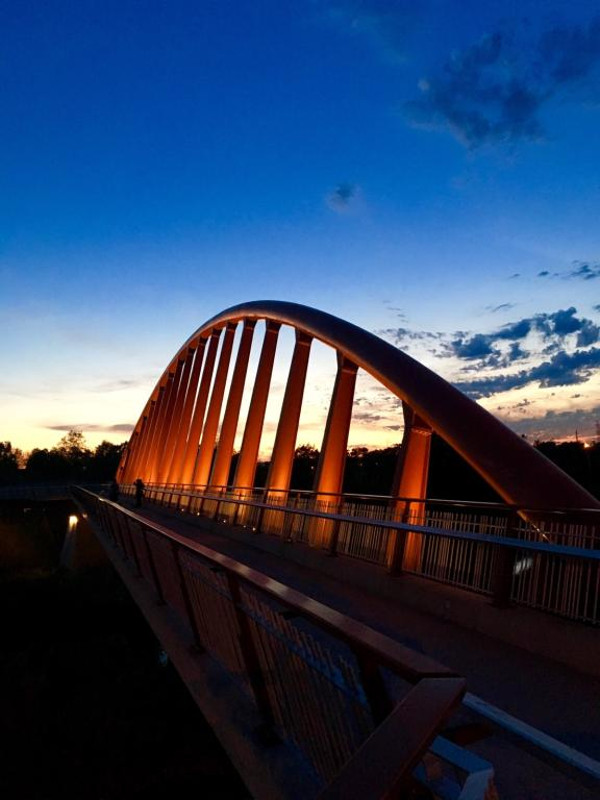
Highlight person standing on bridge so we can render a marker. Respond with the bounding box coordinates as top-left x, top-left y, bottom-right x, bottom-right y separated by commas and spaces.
134, 478, 145, 508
